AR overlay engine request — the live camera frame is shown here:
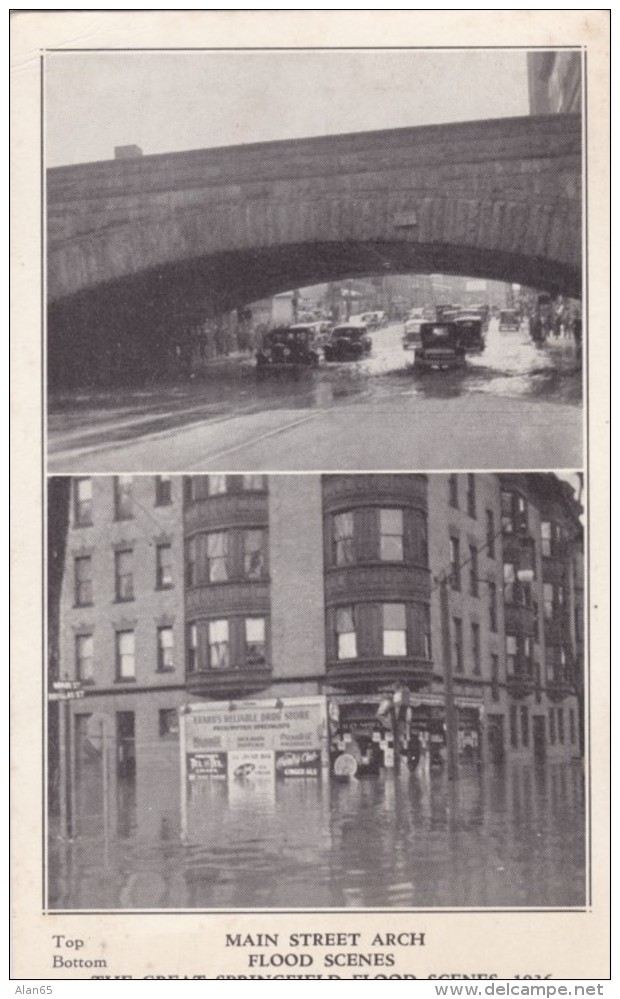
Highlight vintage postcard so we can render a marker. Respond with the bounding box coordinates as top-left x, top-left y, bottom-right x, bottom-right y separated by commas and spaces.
10, 10, 610, 983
